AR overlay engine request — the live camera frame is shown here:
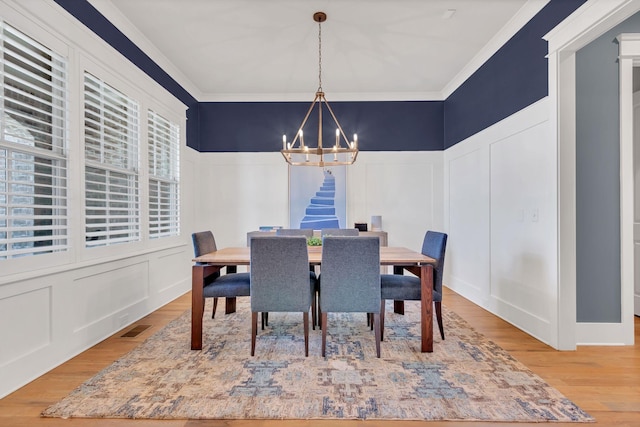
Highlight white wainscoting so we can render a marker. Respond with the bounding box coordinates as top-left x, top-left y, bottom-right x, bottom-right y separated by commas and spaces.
71, 261, 150, 334
0, 286, 51, 369
444, 97, 561, 348
193, 152, 289, 249
0, 247, 191, 399
446, 142, 492, 304
195, 151, 444, 255
351, 153, 445, 249
0, 0, 197, 398
0, 148, 199, 400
